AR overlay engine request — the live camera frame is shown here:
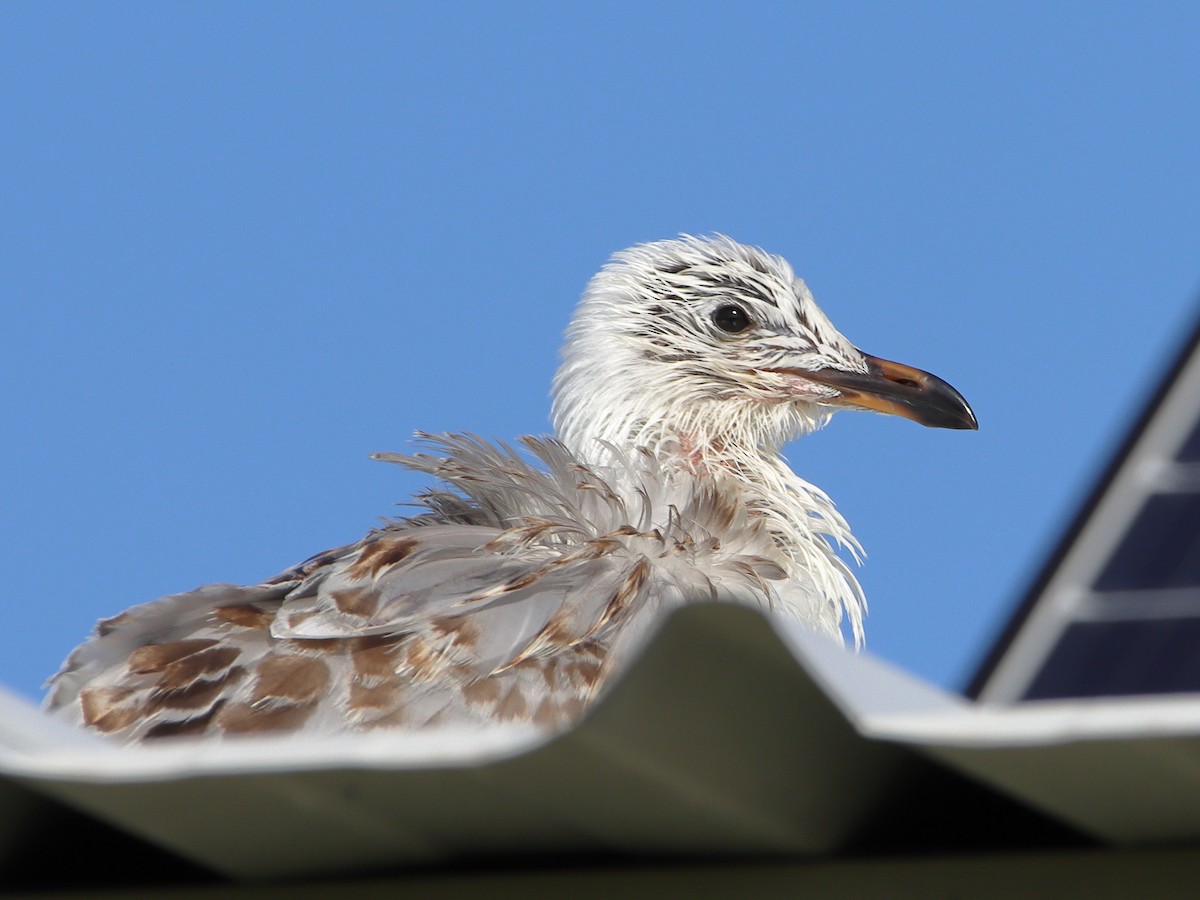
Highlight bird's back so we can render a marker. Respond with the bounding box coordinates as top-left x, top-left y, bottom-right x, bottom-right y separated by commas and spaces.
46, 435, 798, 741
